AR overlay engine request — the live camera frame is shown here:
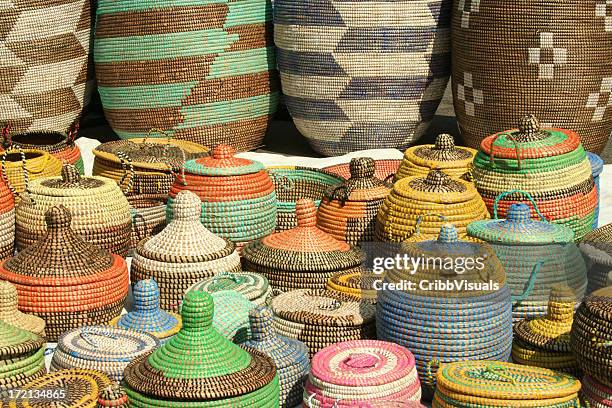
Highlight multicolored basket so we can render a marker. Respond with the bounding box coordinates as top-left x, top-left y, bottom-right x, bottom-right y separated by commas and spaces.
15, 164, 133, 257
1, 148, 62, 201
587, 152, 604, 228
94, 0, 279, 151
274, 0, 452, 155
580, 223, 612, 294
241, 306, 310, 408
0, 320, 46, 392
242, 199, 364, 292
167, 145, 277, 247
0, 280, 45, 337
109, 279, 182, 342
50, 326, 159, 382
394, 134, 476, 182
317, 157, 391, 245
210, 290, 256, 343
324, 159, 401, 182
432, 361, 582, 407
472, 115, 598, 241
96, 384, 129, 408
468, 199, 588, 321
132, 190, 241, 311
268, 166, 344, 231
326, 269, 379, 304
187, 271, 272, 306
122, 290, 280, 407
582, 375, 612, 408
375, 169, 489, 242
128, 196, 167, 251
270, 289, 376, 358
0, 206, 129, 341
0, 175, 14, 260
